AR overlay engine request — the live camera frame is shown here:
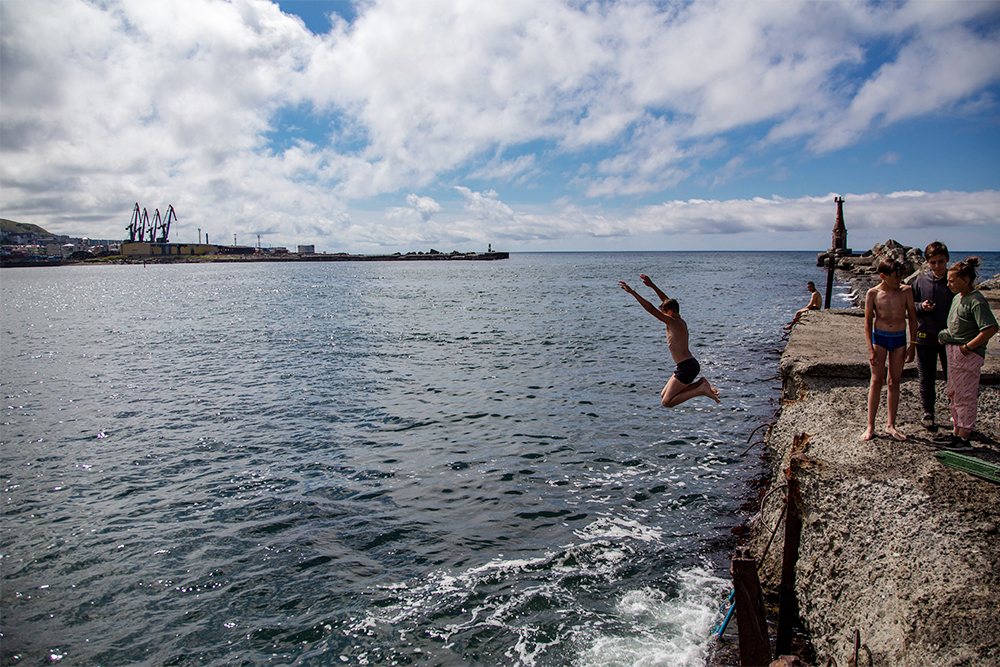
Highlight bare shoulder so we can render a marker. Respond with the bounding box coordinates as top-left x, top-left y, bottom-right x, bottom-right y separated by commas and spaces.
664, 312, 687, 331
